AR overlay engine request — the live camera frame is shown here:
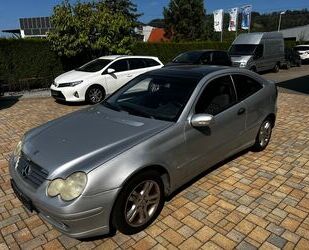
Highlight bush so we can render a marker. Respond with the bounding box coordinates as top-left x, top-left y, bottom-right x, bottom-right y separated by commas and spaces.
132, 41, 231, 64
0, 39, 63, 91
